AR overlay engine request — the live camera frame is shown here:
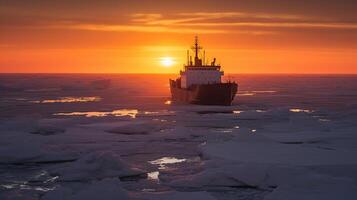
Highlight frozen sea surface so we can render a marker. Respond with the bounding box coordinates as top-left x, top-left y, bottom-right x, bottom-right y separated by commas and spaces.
1, 74, 357, 200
